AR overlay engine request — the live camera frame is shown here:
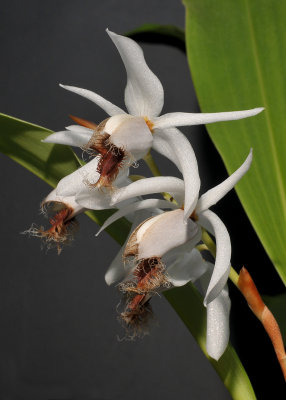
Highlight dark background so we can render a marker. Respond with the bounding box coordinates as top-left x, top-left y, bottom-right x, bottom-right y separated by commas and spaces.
0, 1, 284, 399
